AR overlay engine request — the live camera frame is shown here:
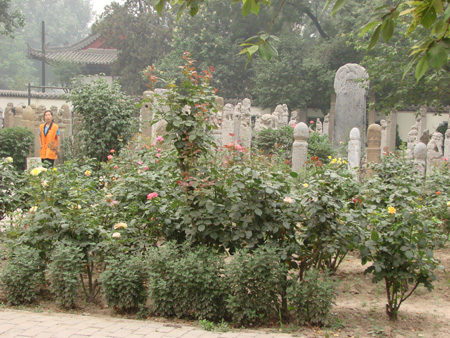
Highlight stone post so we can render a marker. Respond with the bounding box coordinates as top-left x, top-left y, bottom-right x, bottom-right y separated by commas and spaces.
368, 92, 376, 125
221, 103, 234, 146
60, 104, 71, 140
292, 122, 309, 173
380, 119, 387, 156
34, 106, 45, 157
23, 106, 36, 159
444, 128, 450, 160
367, 123, 381, 164
387, 110, 397, 150
240, 111, 252, 150
141, 90, 154, 140
323, 114, 330, 137
329, 94, 335, 141
14, 106, 23, 127
333, 64, 369, 145
414, 142, 427, 176
406, 126, 419, 159
4, 103, 14, 128
418, 106, 427, 140
348, 127, 361, 171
